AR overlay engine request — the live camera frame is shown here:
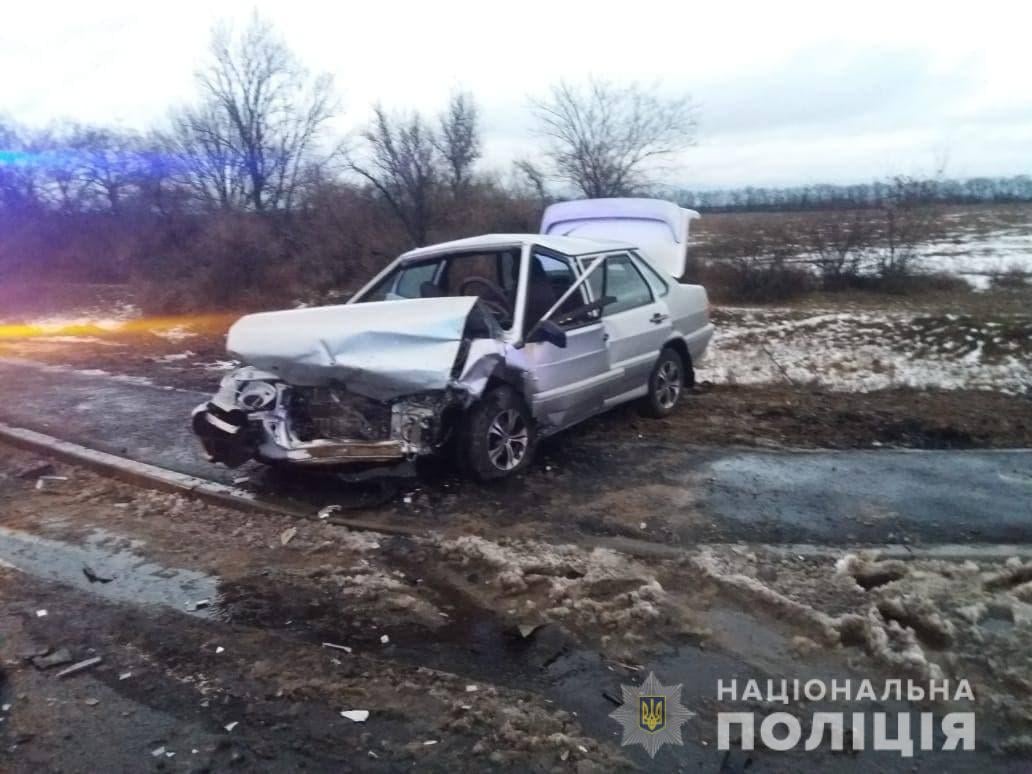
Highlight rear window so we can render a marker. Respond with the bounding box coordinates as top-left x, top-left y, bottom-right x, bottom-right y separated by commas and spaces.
583, 253, 655, 315
635, 253, 670, 297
